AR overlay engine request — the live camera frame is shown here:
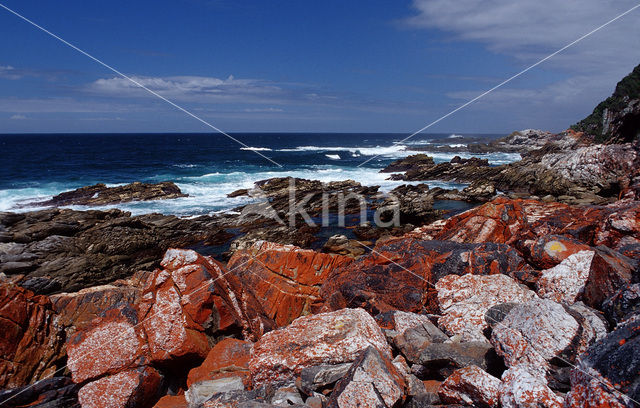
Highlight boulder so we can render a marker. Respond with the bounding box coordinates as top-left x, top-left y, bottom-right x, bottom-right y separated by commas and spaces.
416, 342, 497, 376
499, 366, 563, 408
438, 366, 501, 408
249, 308, 390, 387
516, 234, 592, 269
437, 274, 537, 342
299, 363, 352, 394
565, 316, 640, 407
321, 238, 535, 315
536, 250, 595, 303
50, 278, 142, 335
67, 305, 150, 384
227, 241, 353, 327
392, 319, 449, 363
327, 347, 406, 408
187, 338, 252, 388
77, 366, 163, 408
601, 283, 640, 326
594, 198, 640, 250
186, 376, 245, 406
153, 395, 188, 408
582, 246, 638, 309
0, 283, 65, 388
490, 299, 602, 377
